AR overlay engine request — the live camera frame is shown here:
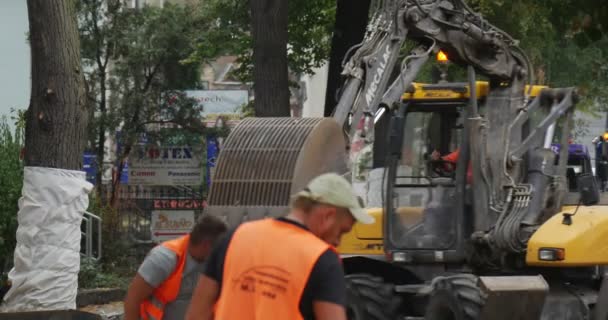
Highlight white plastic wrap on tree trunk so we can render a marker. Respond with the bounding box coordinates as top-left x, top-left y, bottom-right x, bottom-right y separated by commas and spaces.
1, 167, 93, 312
